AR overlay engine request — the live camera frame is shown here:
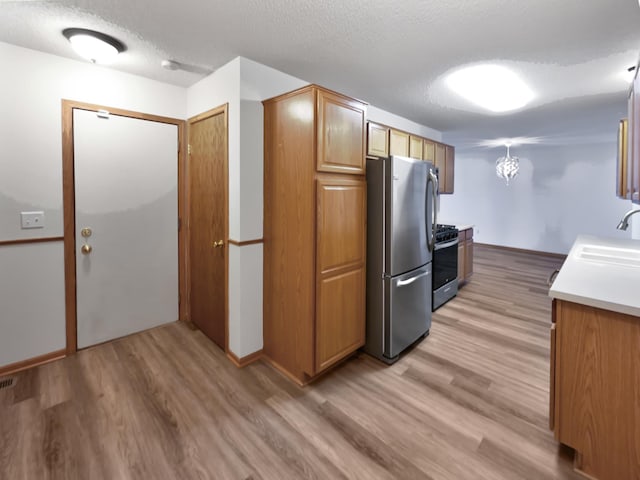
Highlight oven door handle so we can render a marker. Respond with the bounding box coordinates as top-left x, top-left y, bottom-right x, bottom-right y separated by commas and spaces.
434, 238, 459, 250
